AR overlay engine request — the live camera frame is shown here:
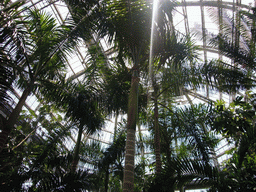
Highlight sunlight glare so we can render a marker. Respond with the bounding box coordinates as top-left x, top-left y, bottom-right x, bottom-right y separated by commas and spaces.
148, 0, 159, 88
